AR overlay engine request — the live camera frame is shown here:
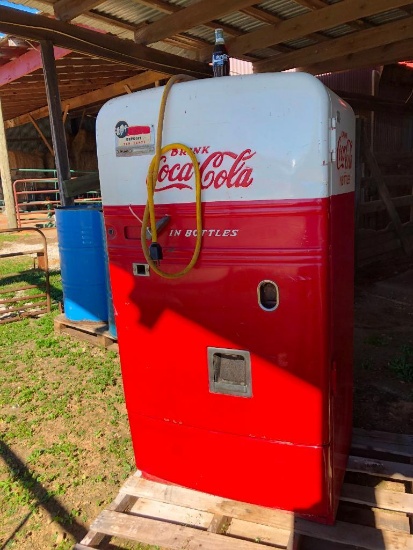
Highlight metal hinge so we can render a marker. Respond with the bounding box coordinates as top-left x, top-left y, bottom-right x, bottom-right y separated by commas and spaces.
330, 117, 337, 163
